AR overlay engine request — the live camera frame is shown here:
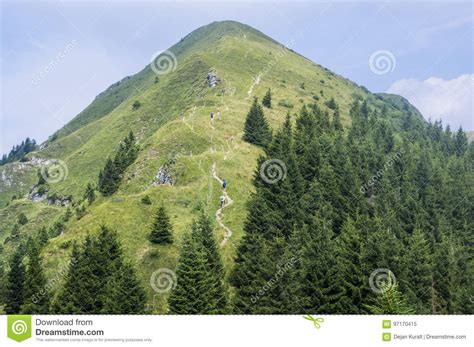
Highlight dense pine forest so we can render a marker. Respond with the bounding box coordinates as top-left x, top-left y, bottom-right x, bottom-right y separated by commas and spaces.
1, 96, 472, 314
0, 138, 37, 166
231, 98, 473, 314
